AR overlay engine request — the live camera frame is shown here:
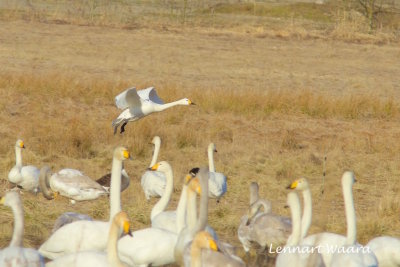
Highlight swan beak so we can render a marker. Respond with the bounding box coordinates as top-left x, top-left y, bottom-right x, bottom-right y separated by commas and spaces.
123, 221, 132, 237
184, 174, 193, 185
188, 99, 196, 105
189, 167, 200, 177
286, 180, 298, 189
209, 239, 218, 251
149, 163, 160, 171
53, 192, 59, 199
0, 196, 5, 205
284, 204, 289, 209
19, 141, 25, 149
123, 150, 131, 160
